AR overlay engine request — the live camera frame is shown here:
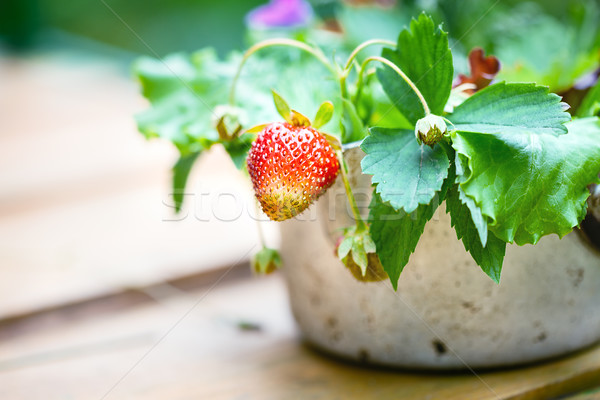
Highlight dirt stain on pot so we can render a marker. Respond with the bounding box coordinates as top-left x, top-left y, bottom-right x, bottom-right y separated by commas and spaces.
331, 331, 343, 342
461, 301, 481, 313
567, 267, 584, 287
326, 316, 338, 328
535, 332, 547, 343
432, 339, 447, 356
